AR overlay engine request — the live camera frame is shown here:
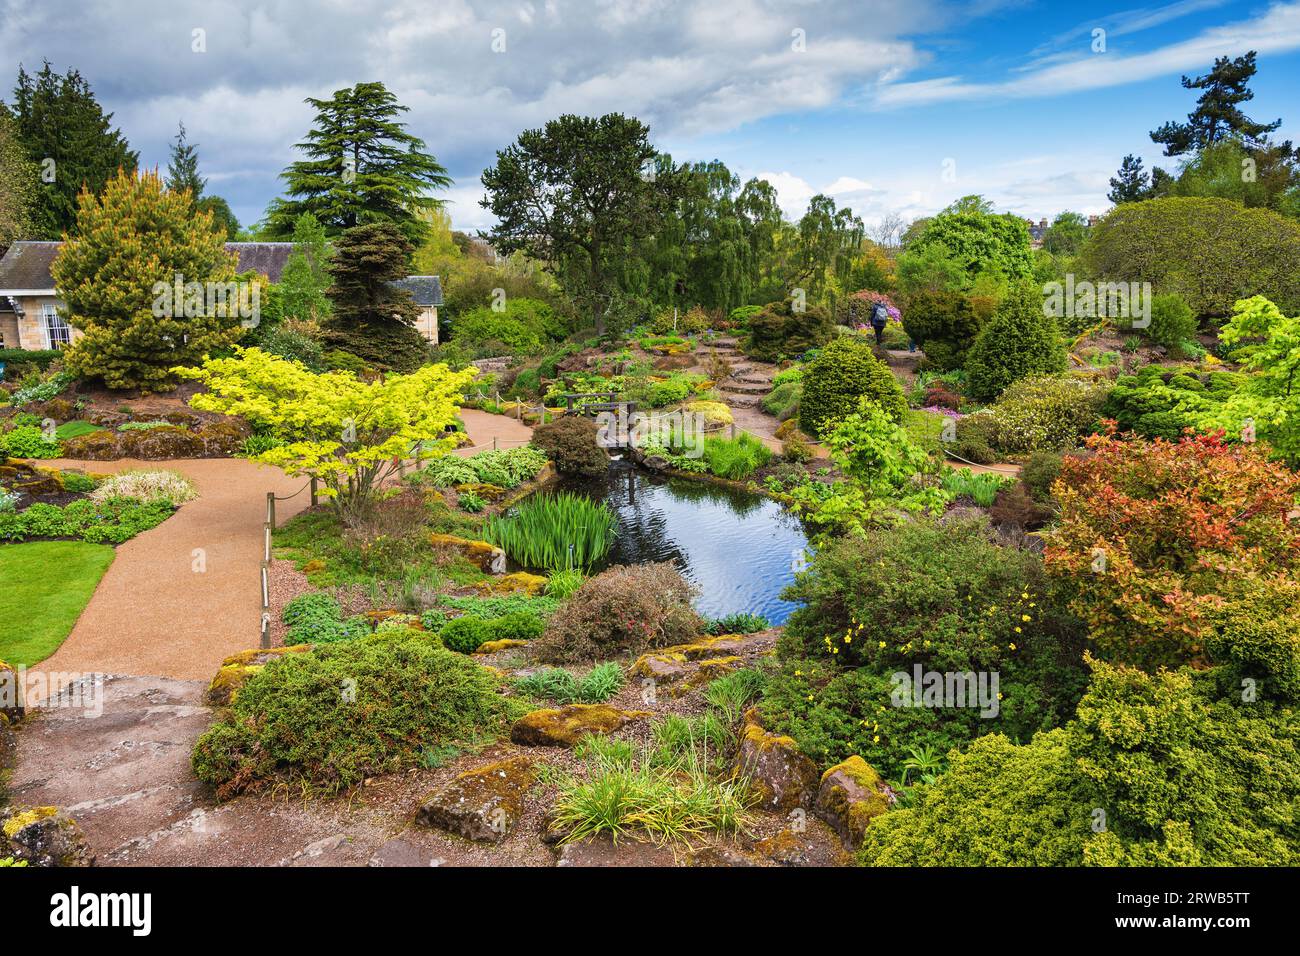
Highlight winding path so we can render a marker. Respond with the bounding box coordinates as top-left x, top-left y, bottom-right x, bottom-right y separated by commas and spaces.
30, 411, 531, 691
